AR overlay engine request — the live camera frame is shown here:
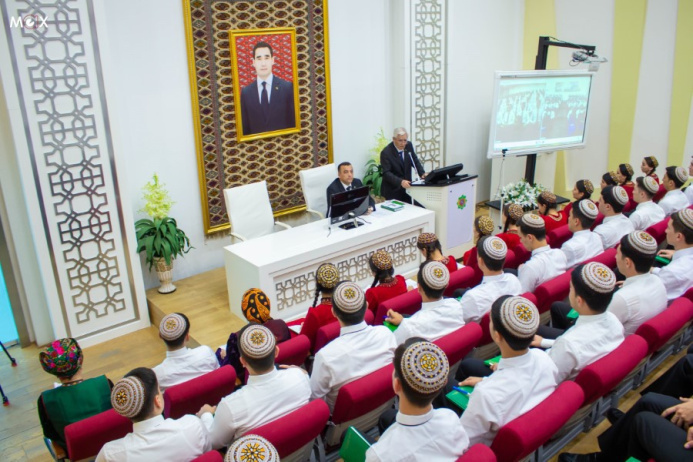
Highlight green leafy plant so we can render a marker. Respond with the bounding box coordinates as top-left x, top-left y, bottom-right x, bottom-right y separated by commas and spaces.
135, 174, 192, 271
363, 128, 389, 197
